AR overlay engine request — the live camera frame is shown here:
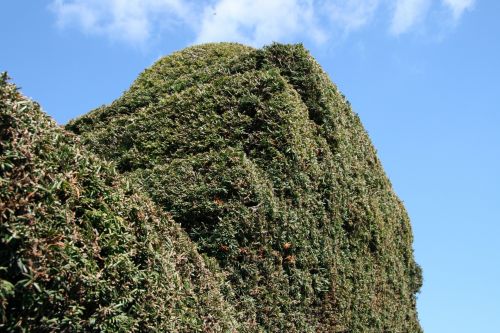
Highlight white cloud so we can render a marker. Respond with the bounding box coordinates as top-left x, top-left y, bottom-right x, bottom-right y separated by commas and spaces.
51, 0, 192, 44
323, 0, 381, 32
442, 0, 475, 19
195, 0, 324, 46
195, 0, 385, 46
390, 0, 431, 35
50, 0, 477, 46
